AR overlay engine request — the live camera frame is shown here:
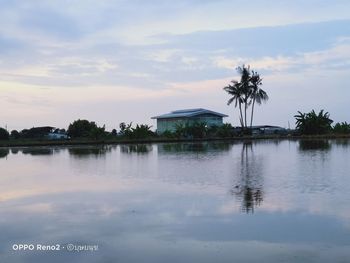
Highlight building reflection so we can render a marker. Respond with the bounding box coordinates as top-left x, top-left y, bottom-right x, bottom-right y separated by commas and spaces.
158, 142, 230, 154
120, 144, 153, 154
231, 142, 264, 213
